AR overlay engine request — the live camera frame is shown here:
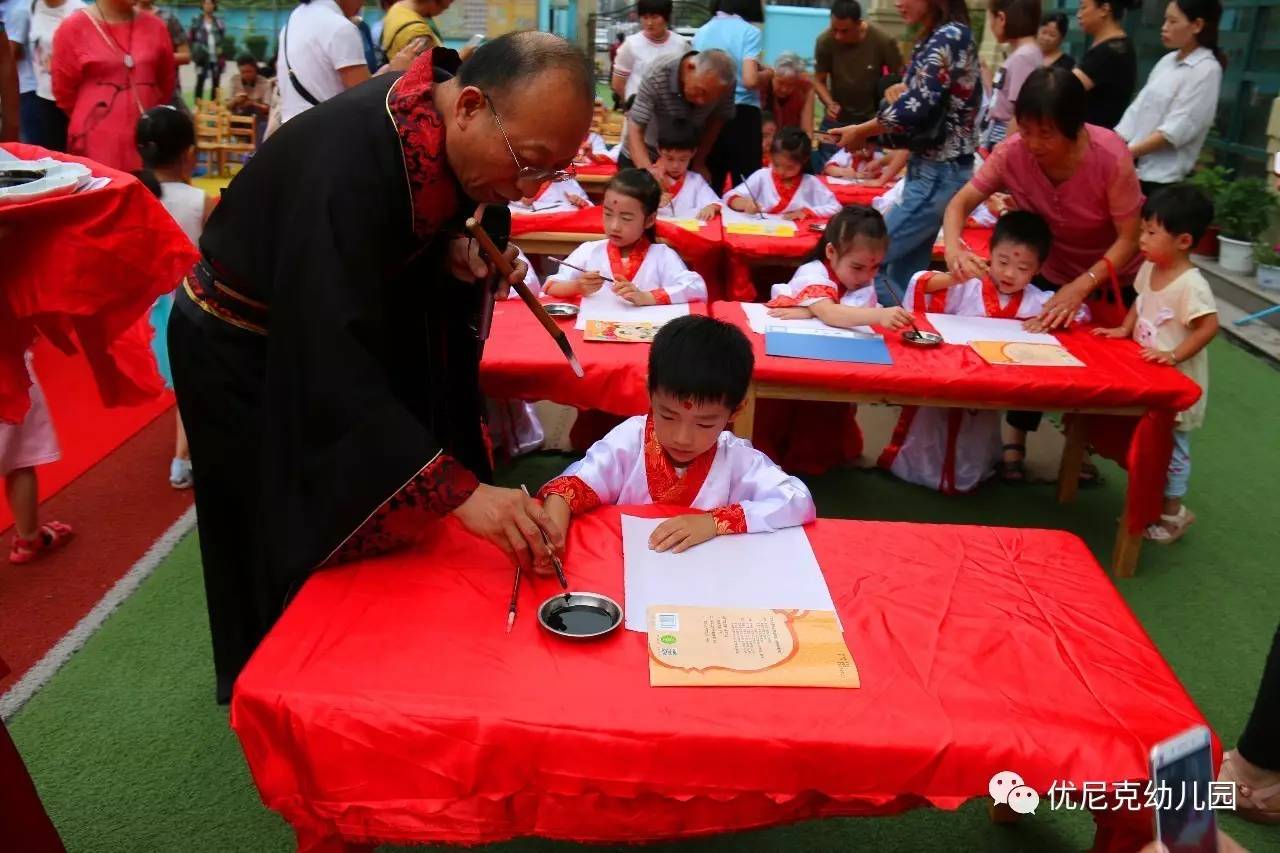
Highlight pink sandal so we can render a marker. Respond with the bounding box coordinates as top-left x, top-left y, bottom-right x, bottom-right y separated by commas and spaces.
1219, 750, 1280, 825
9, 520, 74, 564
